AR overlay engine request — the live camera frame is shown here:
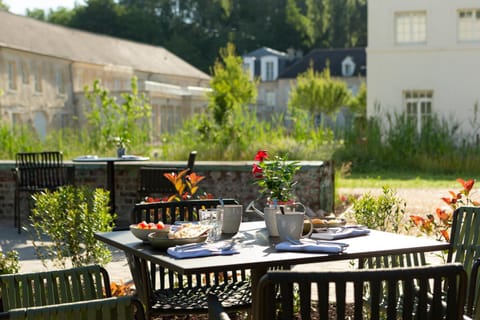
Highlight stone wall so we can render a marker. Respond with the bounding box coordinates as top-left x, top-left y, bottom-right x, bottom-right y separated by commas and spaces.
0, 160, 334, 229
